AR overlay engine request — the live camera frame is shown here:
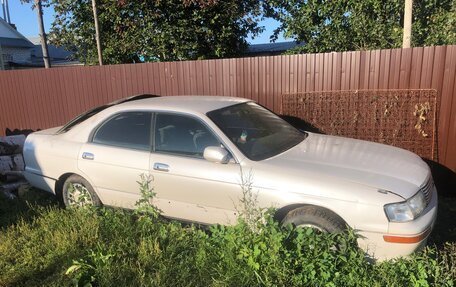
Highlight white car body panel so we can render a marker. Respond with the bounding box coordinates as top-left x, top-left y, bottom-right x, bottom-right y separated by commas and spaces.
22, 95, 438, 261
77, 143, 150, 208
